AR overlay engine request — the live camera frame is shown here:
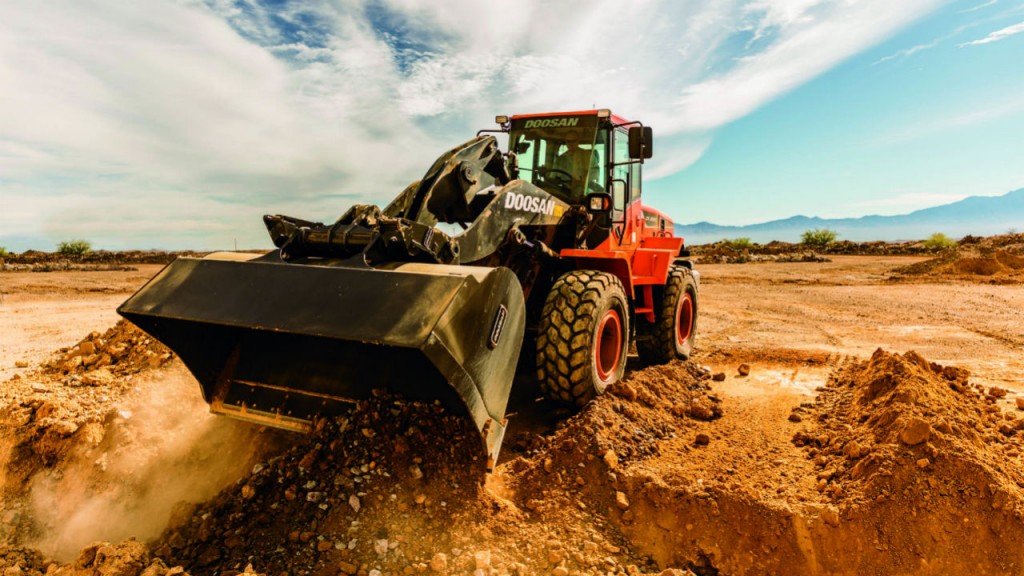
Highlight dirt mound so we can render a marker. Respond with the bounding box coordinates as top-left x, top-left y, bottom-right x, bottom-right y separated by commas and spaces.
153, 392, 489, 575
0, 539, 191, 576
153, 366, 716, 576
42, 320, 174, 378
893, 233, 1024, 282
785, 349, 1024, 572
